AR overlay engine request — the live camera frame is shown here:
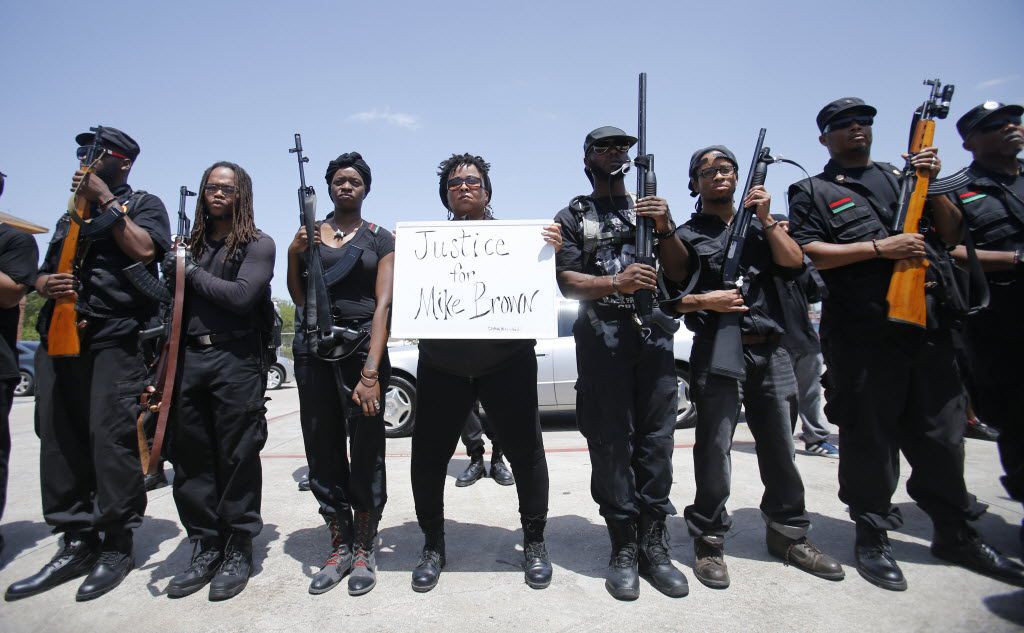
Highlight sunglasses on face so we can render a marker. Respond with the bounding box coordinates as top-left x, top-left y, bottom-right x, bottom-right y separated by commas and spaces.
447, 176, 483, 190
698, 165, 737, 179
977, 116, 1022, 133
76, 146, 129, 161
825, 116, 874, 133
203, 183, 238, 195
591, 142, 632, 155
